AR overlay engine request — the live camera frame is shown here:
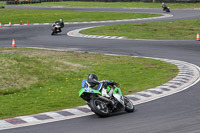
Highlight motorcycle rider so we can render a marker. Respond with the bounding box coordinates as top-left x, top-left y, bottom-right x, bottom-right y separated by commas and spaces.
161, 2, 167, 11
53, 18, 64, 32
87, 73, 114, 98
